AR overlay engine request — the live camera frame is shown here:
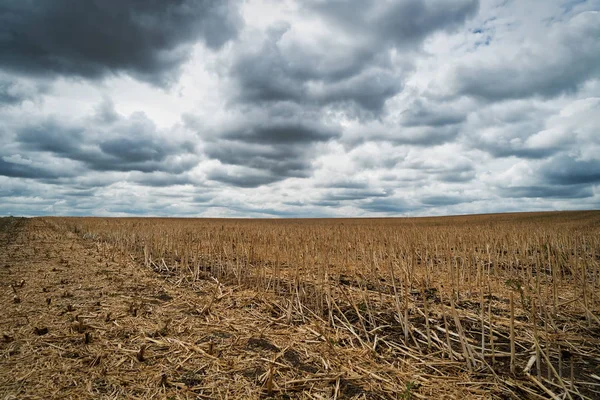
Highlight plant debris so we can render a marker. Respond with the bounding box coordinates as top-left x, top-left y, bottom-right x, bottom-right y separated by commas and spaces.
1, 213, 599, 399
